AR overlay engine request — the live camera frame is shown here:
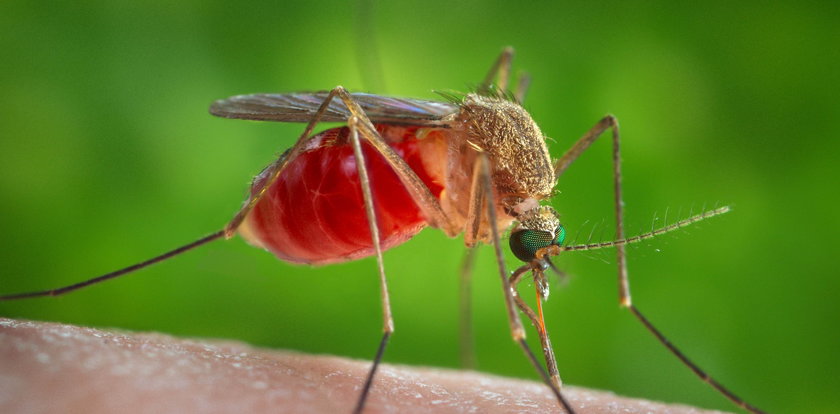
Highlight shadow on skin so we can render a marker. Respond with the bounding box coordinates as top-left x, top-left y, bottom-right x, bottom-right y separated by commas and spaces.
0, 318, 728, 414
